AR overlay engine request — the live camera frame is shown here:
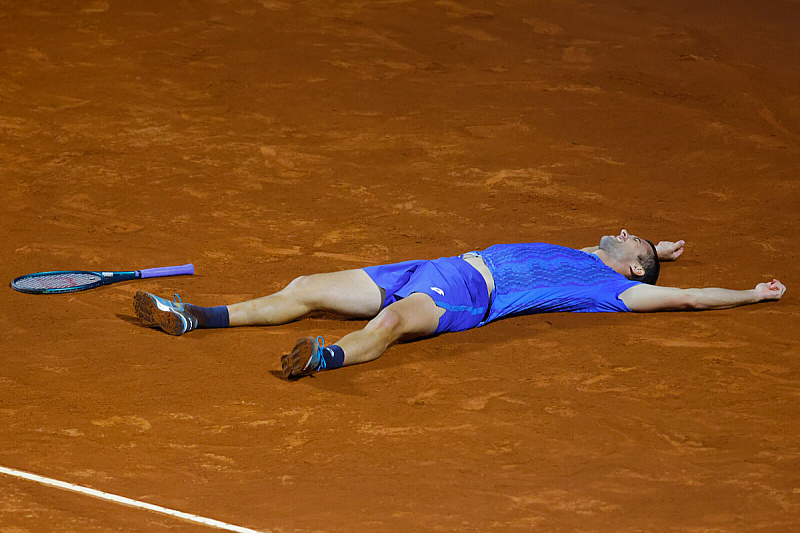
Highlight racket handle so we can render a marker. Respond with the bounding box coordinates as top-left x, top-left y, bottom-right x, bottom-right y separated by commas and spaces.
139, 264, 195, 279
